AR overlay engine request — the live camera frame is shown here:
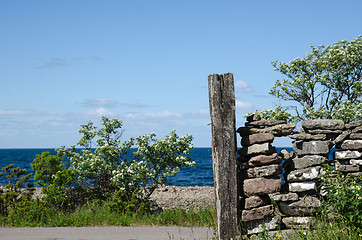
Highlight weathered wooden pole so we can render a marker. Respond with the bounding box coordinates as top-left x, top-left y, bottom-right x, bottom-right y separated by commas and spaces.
208, 73, 240, 239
